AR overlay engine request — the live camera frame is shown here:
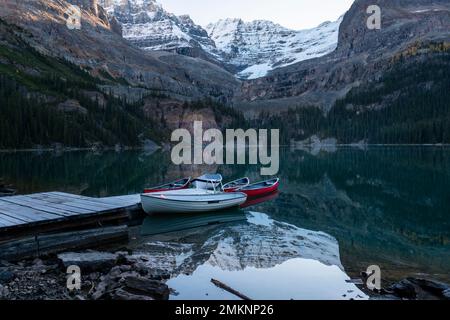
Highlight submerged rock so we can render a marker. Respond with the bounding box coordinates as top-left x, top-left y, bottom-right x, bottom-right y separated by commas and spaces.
388, 279, 417, 299
91, 267, 169, 300
112, 288, 154, 301
407, 278, 450, 297
384, 277, 450, 300
123, 276, 170, 300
